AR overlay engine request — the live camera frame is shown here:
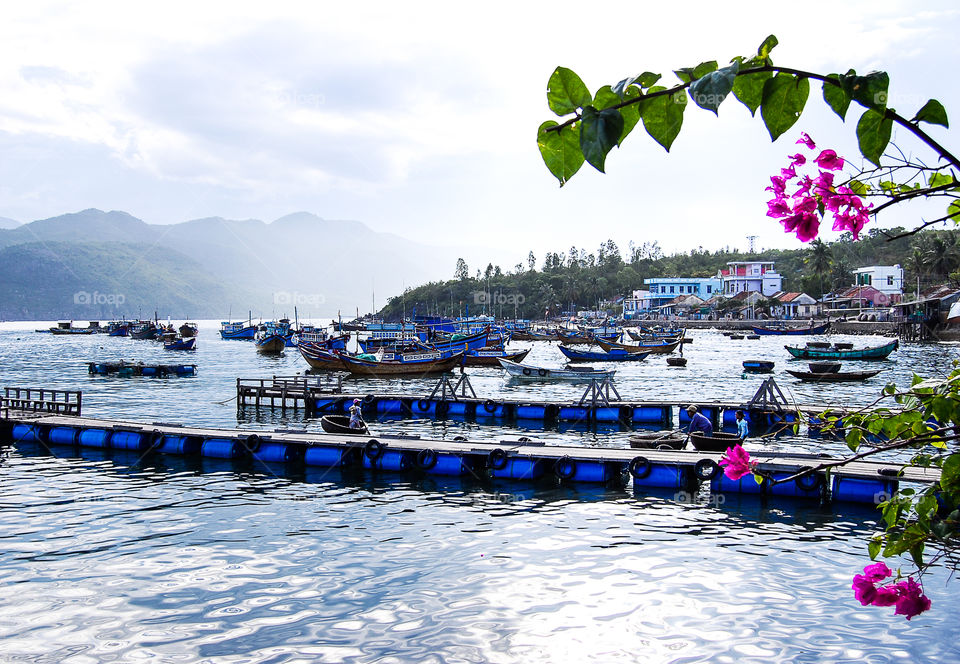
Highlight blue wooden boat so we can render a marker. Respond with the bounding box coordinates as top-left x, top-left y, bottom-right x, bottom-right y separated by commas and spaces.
785, 338, 898, 360
742, 360, 775, 373
463, 347, 531, 367
163, 337, 196, 351
597, 338, 680, 354
178, 322, 198, 338
751, 322, 830, 336
220, 320, 257, 340
298, 331, 349, 351
129, 321, 159, 340
361, 327, 489, 354
105, 321, 130, 337
88, 361, 197, 376
337, 350, 465, 376
557, 329, 619, 345
255, 320, 292, 354
558, 345, 650, 362
299, 345, 345, 371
